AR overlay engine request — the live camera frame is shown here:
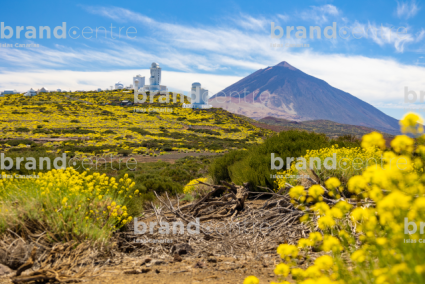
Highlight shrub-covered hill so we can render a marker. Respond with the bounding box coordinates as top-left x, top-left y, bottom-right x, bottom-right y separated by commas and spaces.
0, 91, 273, 157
